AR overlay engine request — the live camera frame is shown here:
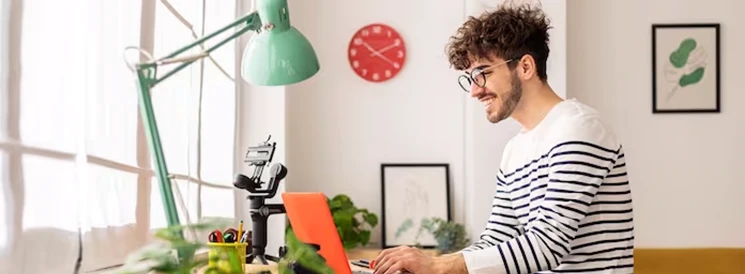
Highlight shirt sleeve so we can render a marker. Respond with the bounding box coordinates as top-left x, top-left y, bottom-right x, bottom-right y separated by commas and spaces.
461, 117, 622, 274
461, 138, 523, 253
461, 179, 523, 252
